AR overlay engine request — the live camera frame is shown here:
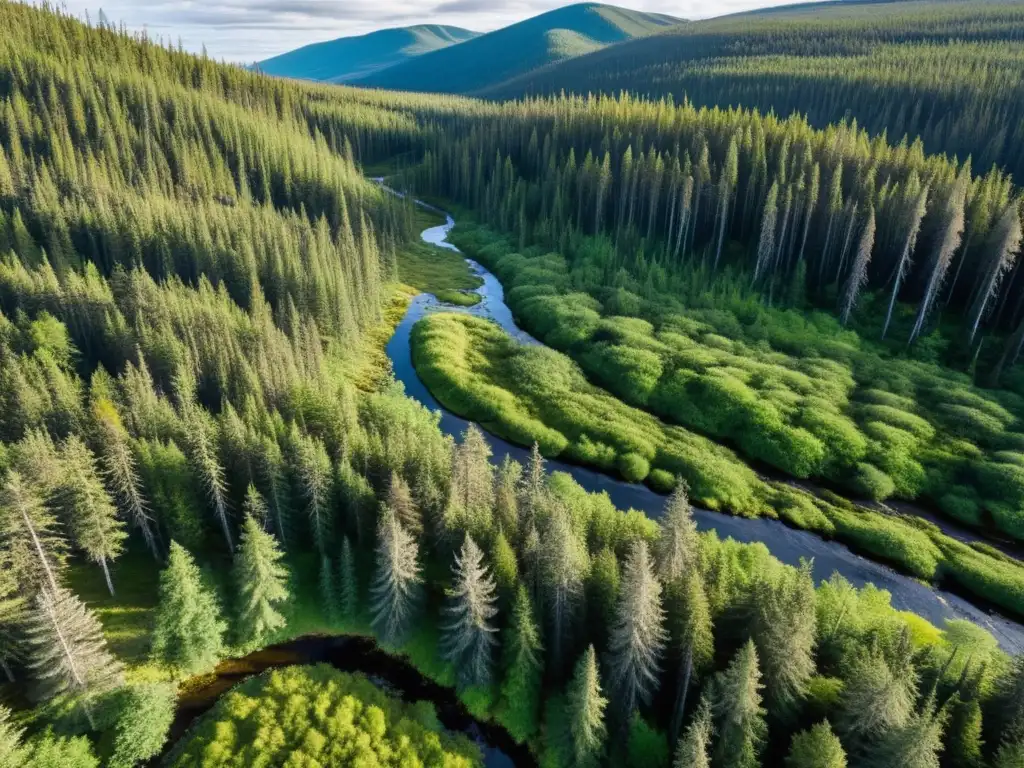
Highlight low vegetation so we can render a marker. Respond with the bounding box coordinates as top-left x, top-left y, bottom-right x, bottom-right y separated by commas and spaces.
397, 208, 482, 306
166, 665, 483, 767
411, 310, 1024, 619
